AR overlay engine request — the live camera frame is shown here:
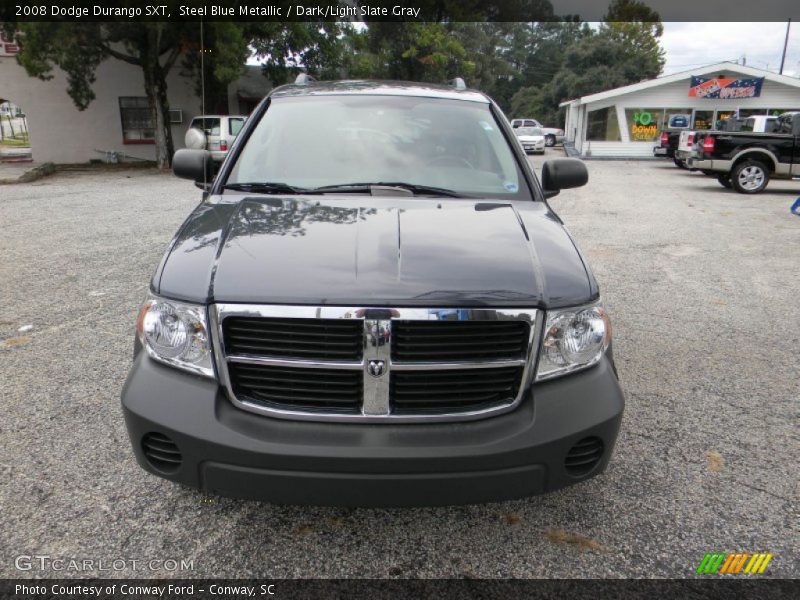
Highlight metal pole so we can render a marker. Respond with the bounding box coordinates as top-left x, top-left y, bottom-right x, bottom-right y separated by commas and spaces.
779, 19, 791, 74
